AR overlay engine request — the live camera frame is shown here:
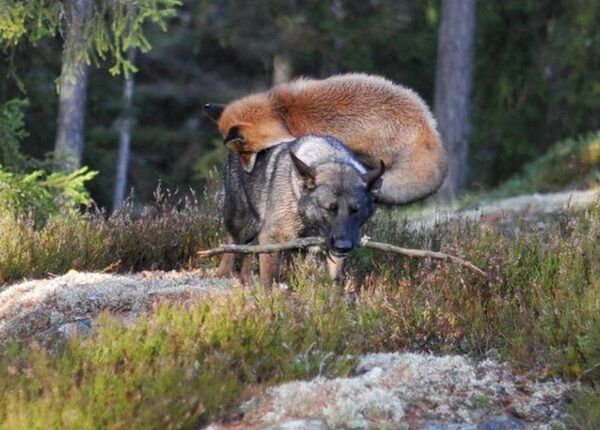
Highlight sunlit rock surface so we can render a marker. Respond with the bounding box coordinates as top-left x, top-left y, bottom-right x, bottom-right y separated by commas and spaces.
212, 352, 571, 430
